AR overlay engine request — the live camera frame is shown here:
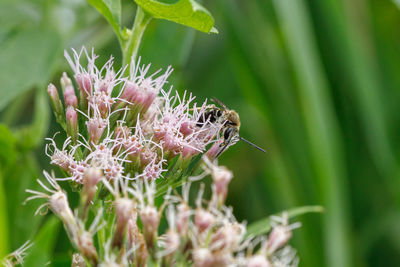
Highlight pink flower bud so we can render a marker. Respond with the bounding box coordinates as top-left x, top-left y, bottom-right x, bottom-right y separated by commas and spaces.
246, 255, 270, 267
206, 140, 224, 160
83, 168, 103, 188
210, 223, 244, 252
193, 248, 214, 267
49, 191, 79, 240
140, 205, 160, 247
65, 94, 78, 107
66, 106, 78, 142
60, 72, 72, 91
136, 233, 149, 267
142, 90, 157, 110
180, 121, 194, 136
47, 84, 64, 118
75, 73, 92, 96
121, 81, 139, 102
212, 166, 233, 206
182, 145, 199, 159
50, 191, 74, 222
194, 209, 215, 233
139, 148, 157, 167
176, 203, 190, 236
98, 79, 110, 93
77, 231, 98, 265
86, 118, 107, 145
267, 225, 292, 255
113, 198, 136, 248
165, 229, 180, 255
80, 168, 103, 219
